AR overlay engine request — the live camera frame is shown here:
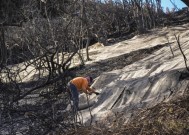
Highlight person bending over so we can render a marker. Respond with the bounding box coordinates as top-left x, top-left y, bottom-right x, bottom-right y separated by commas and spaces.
67, 76, 99, 111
